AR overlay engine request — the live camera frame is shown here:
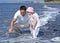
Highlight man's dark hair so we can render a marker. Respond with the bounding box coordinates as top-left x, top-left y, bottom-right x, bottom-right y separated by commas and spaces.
20, 6, 26, 11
